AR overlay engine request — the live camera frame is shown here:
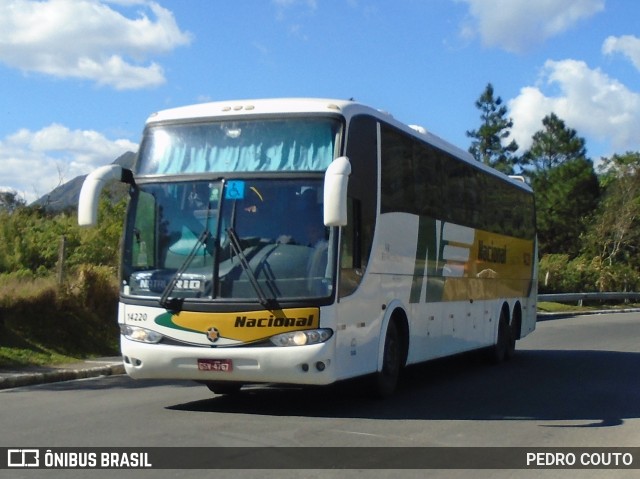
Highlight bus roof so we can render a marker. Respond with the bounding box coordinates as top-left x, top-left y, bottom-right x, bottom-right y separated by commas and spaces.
146, 98, 531, 192
146, 98, 362, 123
